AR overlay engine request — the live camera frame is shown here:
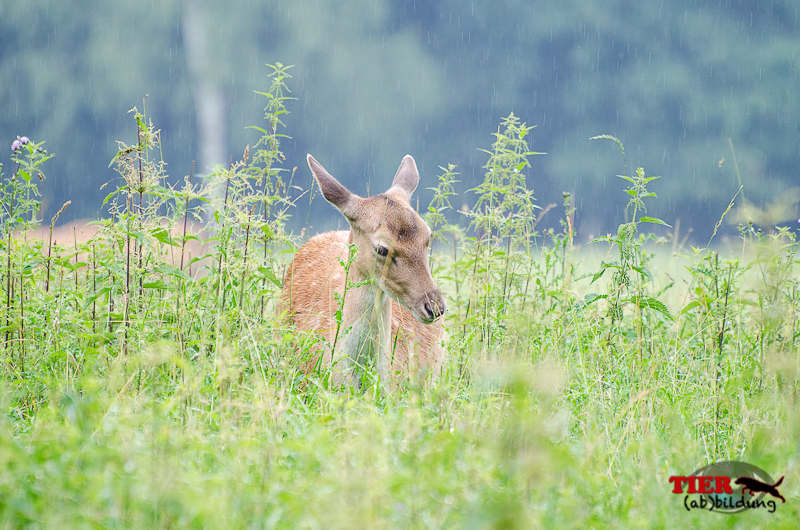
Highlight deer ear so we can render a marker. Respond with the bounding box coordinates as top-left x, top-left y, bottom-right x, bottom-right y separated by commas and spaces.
307, 154, 355, 213
388, 155, 419, 201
